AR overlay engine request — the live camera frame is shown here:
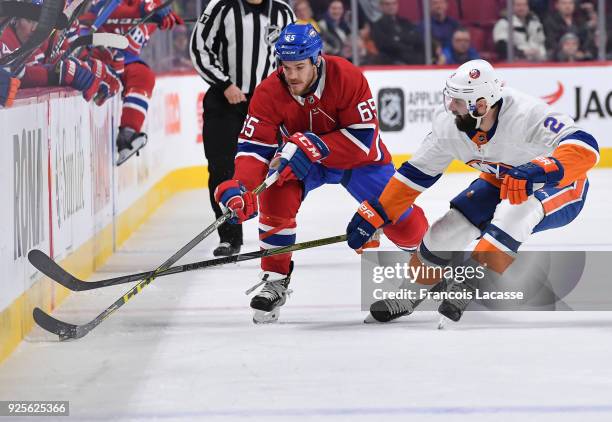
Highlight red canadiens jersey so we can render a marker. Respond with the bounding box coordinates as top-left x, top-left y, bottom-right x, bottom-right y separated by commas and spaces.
82, 0, 157, 38
233, 55, 391, 190
0, 26, 51, 87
